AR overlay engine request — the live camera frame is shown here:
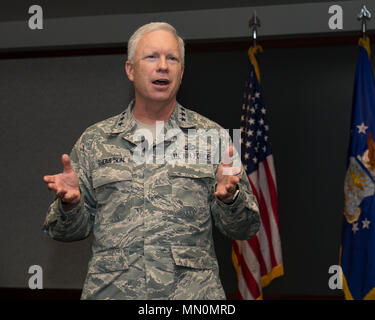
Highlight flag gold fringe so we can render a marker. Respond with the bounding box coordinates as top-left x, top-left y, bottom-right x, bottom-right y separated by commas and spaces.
343, 271, 375, 300
358, 37, 371, 57
340, 246, 375, 300
364, 287, 375, 300
232, 245, 240, 280
232, 246, 284, 299
261, 264, 284, 288
248, 45, 263, 84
